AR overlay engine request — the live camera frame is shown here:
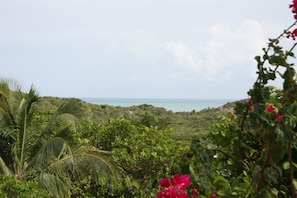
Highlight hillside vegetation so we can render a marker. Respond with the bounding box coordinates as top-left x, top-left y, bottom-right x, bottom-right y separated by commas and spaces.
33, 96, 235, 141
